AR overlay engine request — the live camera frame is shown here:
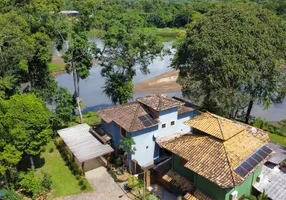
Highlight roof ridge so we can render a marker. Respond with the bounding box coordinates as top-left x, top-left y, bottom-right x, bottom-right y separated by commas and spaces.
129, 104, 142, 132
217, 117, 225, 140
222, 142, 238, 187
157, 94, 162, 111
